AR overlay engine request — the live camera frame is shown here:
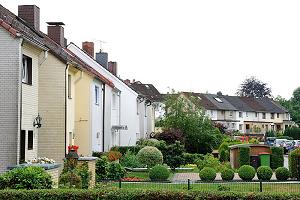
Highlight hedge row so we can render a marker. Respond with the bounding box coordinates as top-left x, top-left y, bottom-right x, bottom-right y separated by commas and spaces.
0, 190, 300, 200
271, 147, 284, 170
239, 146, 250, 166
